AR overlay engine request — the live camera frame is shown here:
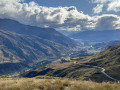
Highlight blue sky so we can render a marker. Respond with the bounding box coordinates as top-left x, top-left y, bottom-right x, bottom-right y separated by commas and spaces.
24, 0, 120, 16
31, 0, 94, 15
24, 0, 94, 15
